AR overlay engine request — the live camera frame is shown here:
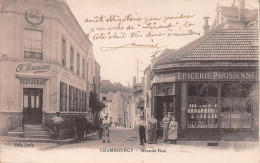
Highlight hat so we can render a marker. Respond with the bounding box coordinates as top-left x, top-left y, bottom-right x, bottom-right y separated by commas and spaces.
163, 112, 168, 116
